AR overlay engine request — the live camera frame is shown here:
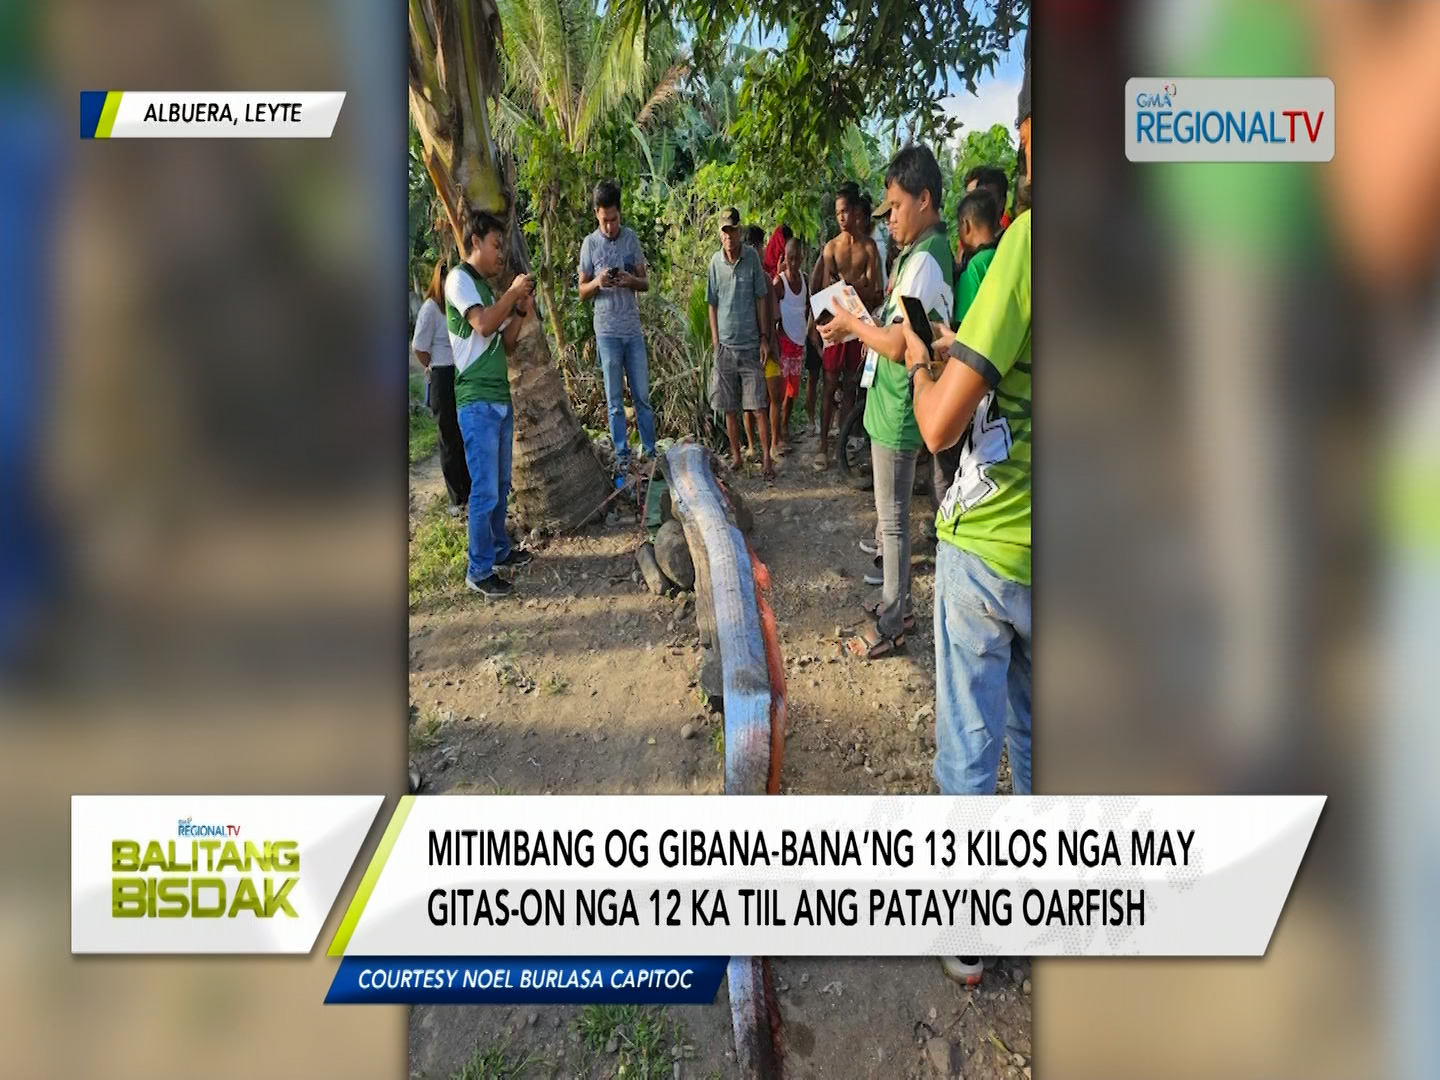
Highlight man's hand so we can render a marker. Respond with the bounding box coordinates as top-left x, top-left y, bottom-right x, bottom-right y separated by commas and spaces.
507, 273, 535, 300
760, 335, 773, 364
902, 322, 931, 373
613, 269, 636, 290
930, 323, 957, 365
817, 308, 854, 344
